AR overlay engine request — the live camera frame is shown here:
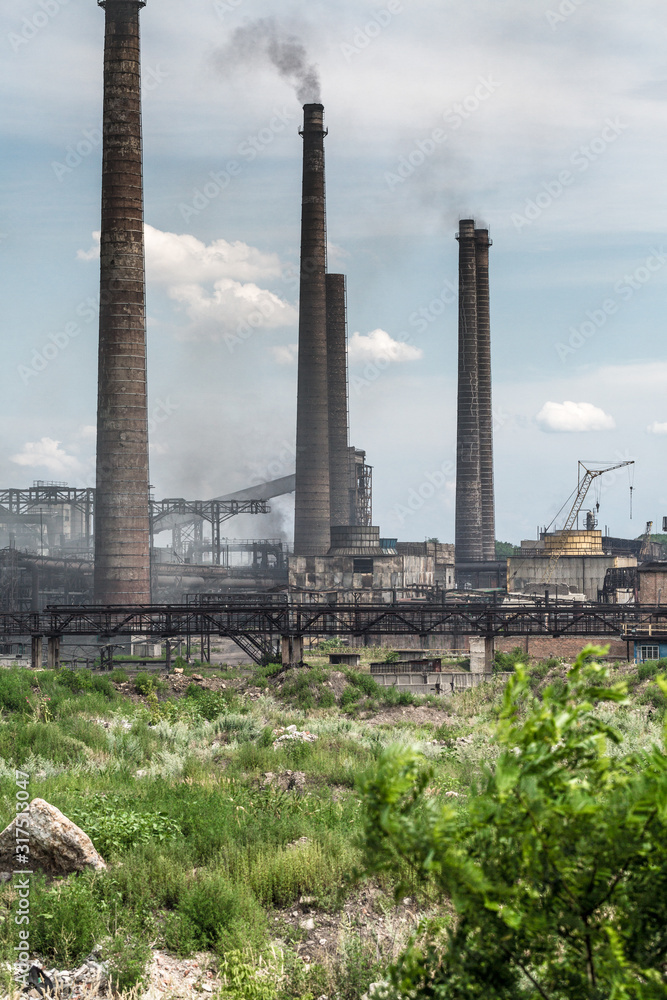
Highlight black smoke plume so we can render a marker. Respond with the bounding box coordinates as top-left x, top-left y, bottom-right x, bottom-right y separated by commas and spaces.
214, 18, 321, 104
